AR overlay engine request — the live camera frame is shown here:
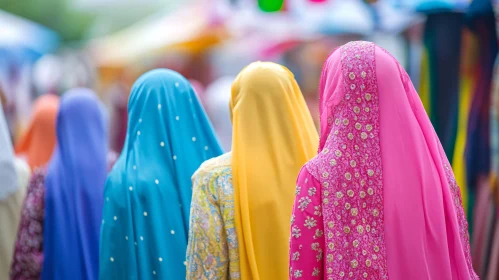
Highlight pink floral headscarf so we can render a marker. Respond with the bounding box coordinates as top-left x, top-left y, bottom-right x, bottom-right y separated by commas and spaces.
304, 41, 477, 279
